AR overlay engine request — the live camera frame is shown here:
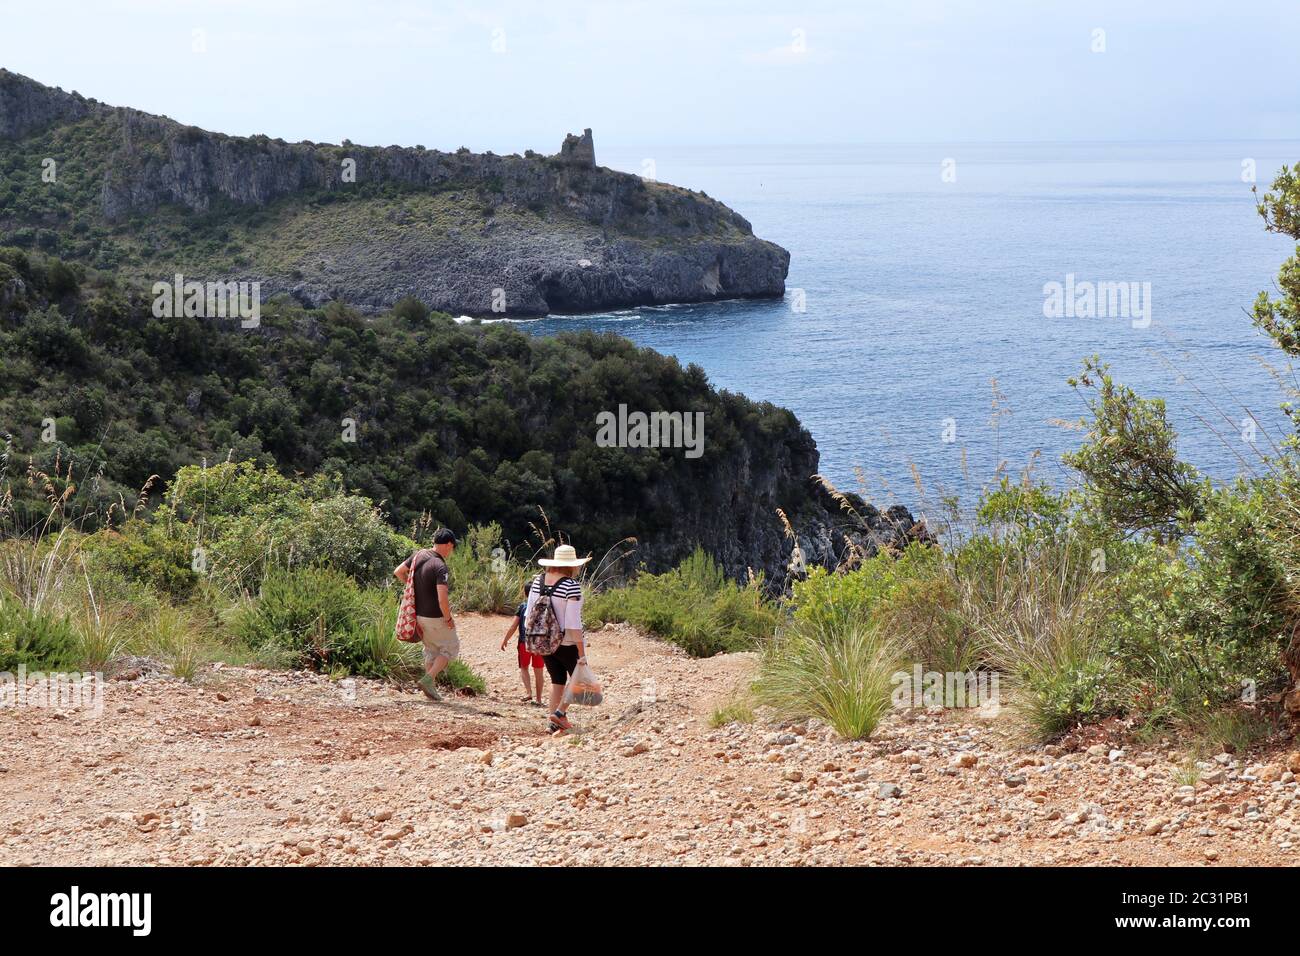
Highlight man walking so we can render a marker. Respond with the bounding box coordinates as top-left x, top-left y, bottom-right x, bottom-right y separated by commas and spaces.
394, 528, 458, 700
